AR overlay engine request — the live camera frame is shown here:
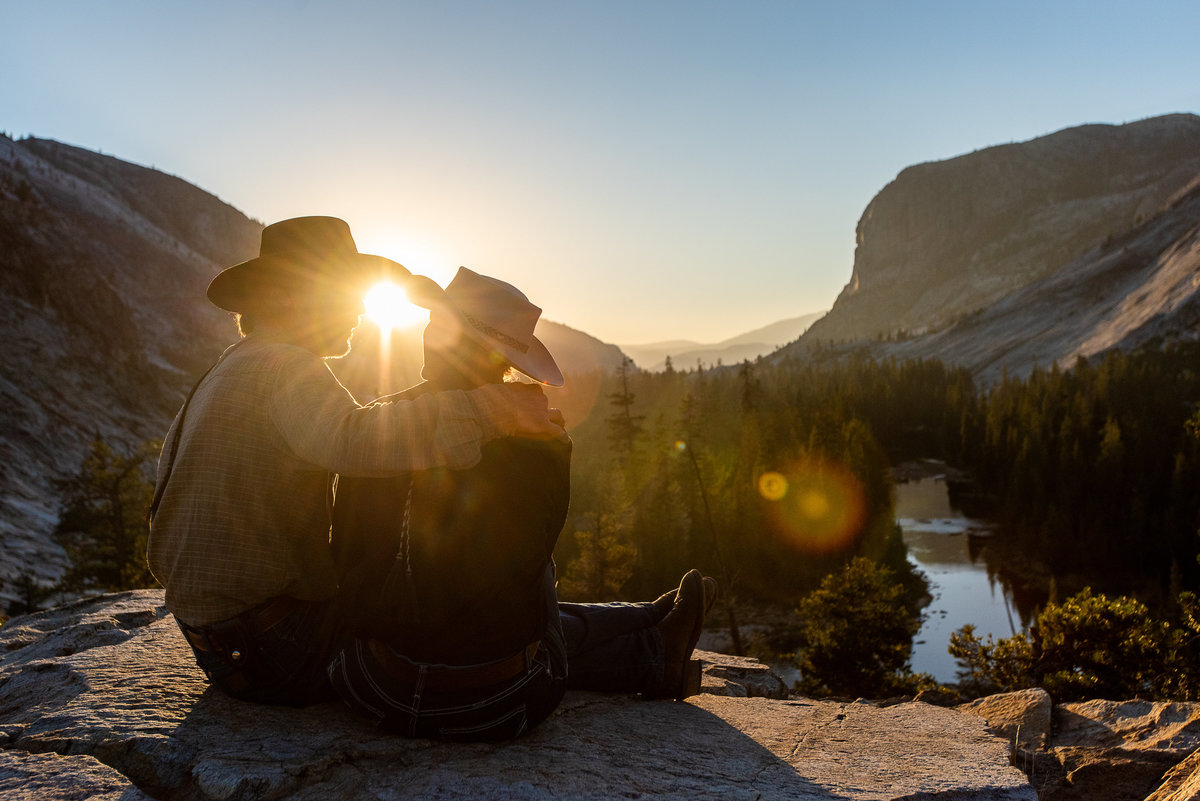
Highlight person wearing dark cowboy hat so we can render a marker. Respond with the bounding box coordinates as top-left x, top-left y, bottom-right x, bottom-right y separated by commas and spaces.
329, 267, 712, 741
147, 217, 564, 706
